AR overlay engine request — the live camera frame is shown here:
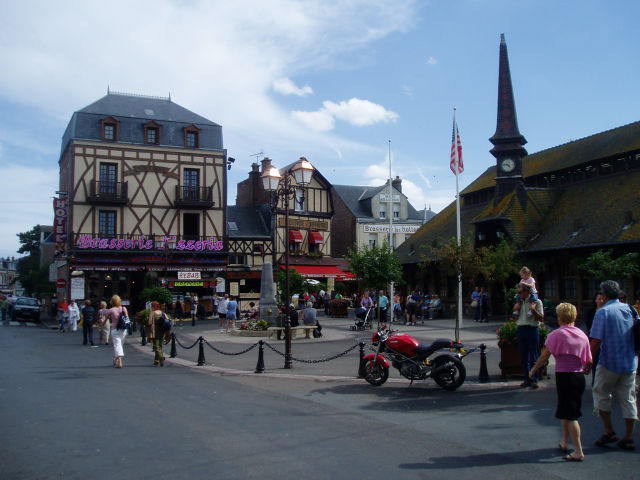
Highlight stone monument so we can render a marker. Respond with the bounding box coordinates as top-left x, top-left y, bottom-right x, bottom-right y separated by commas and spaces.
258, 261, 279, 326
